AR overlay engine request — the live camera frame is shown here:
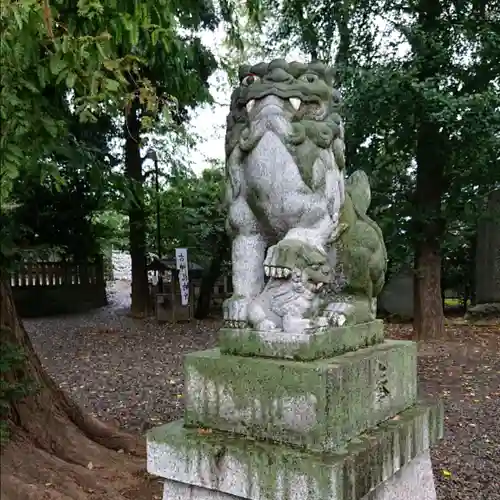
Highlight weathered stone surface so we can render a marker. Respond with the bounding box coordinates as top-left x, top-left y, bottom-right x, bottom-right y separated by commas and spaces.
378, 269, 414, 319
219, 320, 384, 360
365, 450, 436, 500
183, 341, 417, 452
475, 189, 500, 304
161, 482, 240, 499
148, 400, 443, 500
160, 451, 436, 500
222, 60, 387, 334
465, 302, 500, 320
